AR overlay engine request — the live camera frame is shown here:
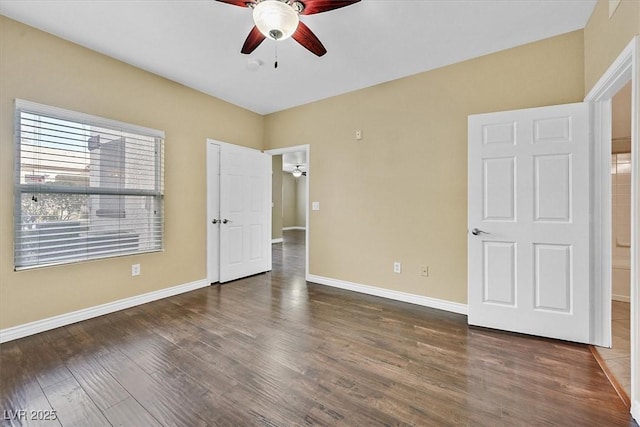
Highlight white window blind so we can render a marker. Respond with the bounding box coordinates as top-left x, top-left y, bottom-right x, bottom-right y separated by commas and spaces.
14, 99, 164, 270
